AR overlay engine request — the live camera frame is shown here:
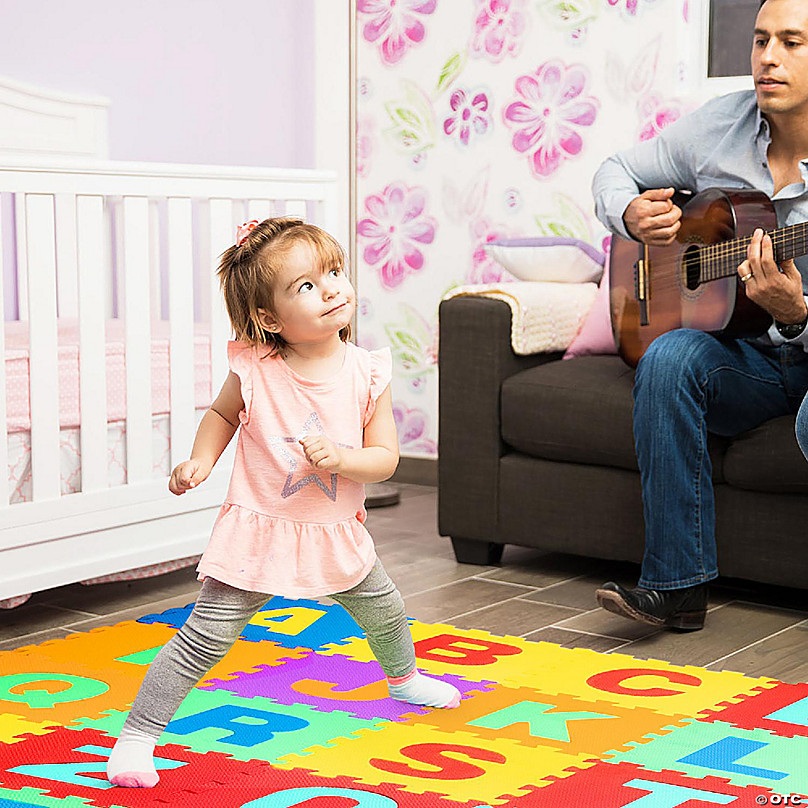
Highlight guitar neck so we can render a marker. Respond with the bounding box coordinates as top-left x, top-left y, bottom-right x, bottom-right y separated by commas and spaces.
702, 220, 808, 282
